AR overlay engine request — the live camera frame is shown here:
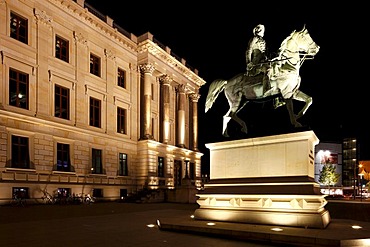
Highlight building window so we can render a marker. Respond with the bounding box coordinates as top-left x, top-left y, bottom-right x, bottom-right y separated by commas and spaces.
9, 68, 28, 109
55, 85, 69, 120
11, 135, 30, 169
119, 153, 128, 176
90, 53, 100, 77
10, 12, 28, 44
57, 143, 70, 172
92, 148, 103, 174
151, 117, 155, 138
117, 68, 126, 88
117, 107, 126, 134
57, 188, 70, 200
190, 162, 195, 180
55, 35, 69, 62
158, 156, 164, 177
151, 83, 154, 100
90, 97, 101, 128
12, 187, 29, 199
92, 189, 103, 198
